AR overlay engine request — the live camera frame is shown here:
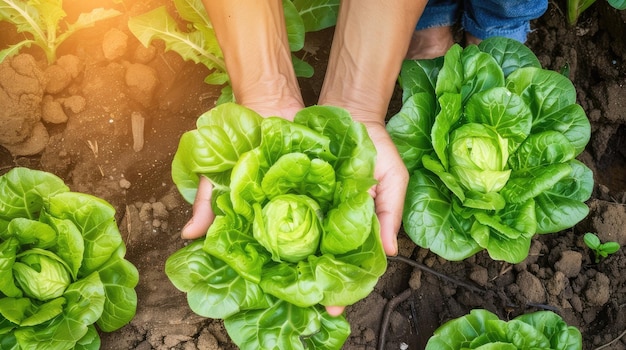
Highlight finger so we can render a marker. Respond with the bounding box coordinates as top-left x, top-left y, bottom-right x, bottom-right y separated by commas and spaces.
325, 305, 346, 317
373, 153, 409, 257
181, 177, 215, 239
